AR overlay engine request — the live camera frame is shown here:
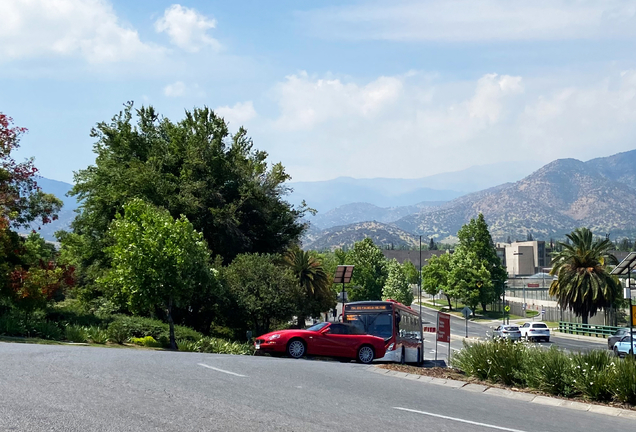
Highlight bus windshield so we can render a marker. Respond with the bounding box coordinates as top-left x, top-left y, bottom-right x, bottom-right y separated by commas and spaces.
345, 312, 393, 340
